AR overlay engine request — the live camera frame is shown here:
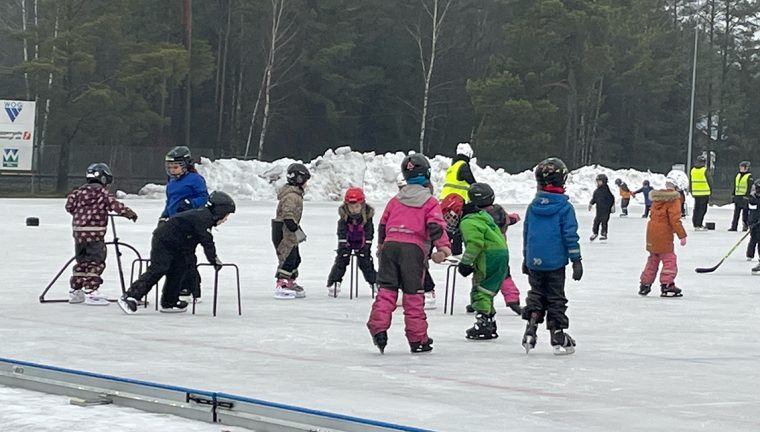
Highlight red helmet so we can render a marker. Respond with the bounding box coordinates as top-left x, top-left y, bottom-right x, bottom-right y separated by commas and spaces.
344, 187, 365, 203
440, 193, 465, 228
